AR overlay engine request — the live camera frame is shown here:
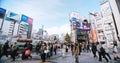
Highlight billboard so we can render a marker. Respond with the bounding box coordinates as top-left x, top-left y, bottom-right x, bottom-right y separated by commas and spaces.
6, 11, 20, 22
28, 17, 33, 24
0, 8, 6, 18
21, 14, 33, 25
76, 21, 91, 31
89, 30, 98, 43
21, 14, 28, 23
